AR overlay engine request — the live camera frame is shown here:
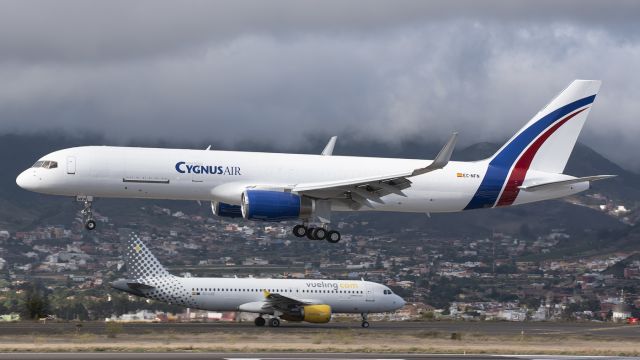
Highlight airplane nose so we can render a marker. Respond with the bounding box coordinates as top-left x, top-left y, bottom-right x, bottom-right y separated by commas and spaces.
396, 296, 406, 308
16, 170, 37, 191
